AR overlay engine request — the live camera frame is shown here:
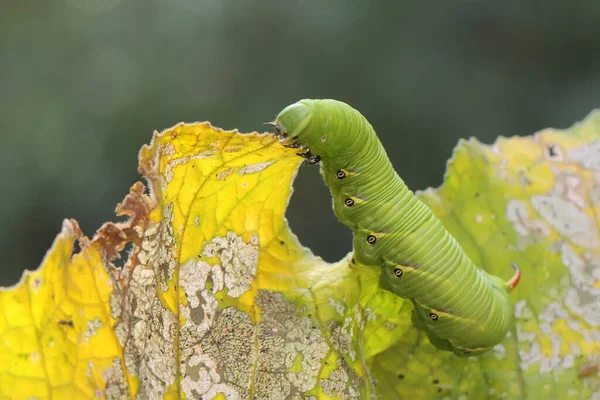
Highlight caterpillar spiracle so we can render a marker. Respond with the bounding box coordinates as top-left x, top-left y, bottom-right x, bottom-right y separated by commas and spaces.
273, 99, 521, 357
